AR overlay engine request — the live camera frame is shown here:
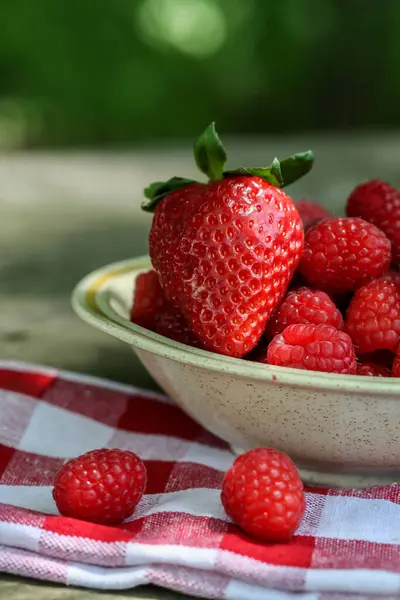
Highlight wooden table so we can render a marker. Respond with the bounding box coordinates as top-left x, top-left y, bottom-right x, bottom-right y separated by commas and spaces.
1, 133, 400, 598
